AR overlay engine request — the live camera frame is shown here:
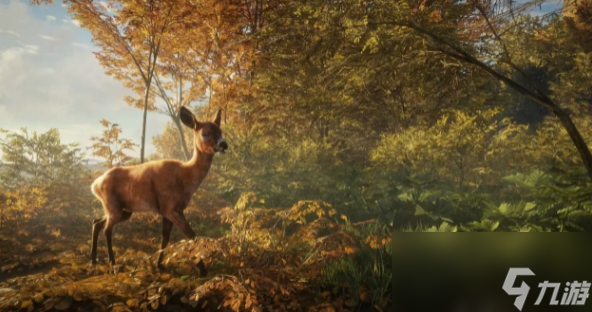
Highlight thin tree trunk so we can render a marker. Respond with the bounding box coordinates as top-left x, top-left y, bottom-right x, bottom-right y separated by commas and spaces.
177, 76, 191, 160
140, 38, 161, 163
174, 116, 191, 160
140, 83, 150, 164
